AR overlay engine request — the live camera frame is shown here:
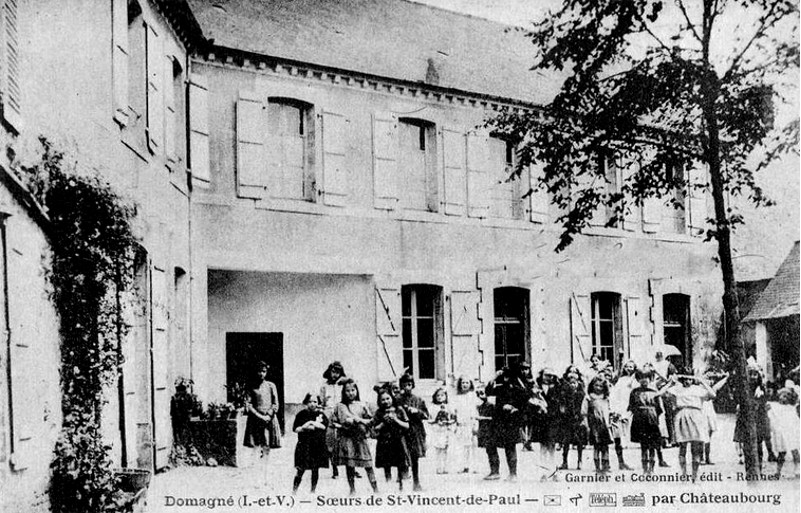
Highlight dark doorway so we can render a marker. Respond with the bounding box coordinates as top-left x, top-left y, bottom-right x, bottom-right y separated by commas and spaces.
226, 333, 285, 431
